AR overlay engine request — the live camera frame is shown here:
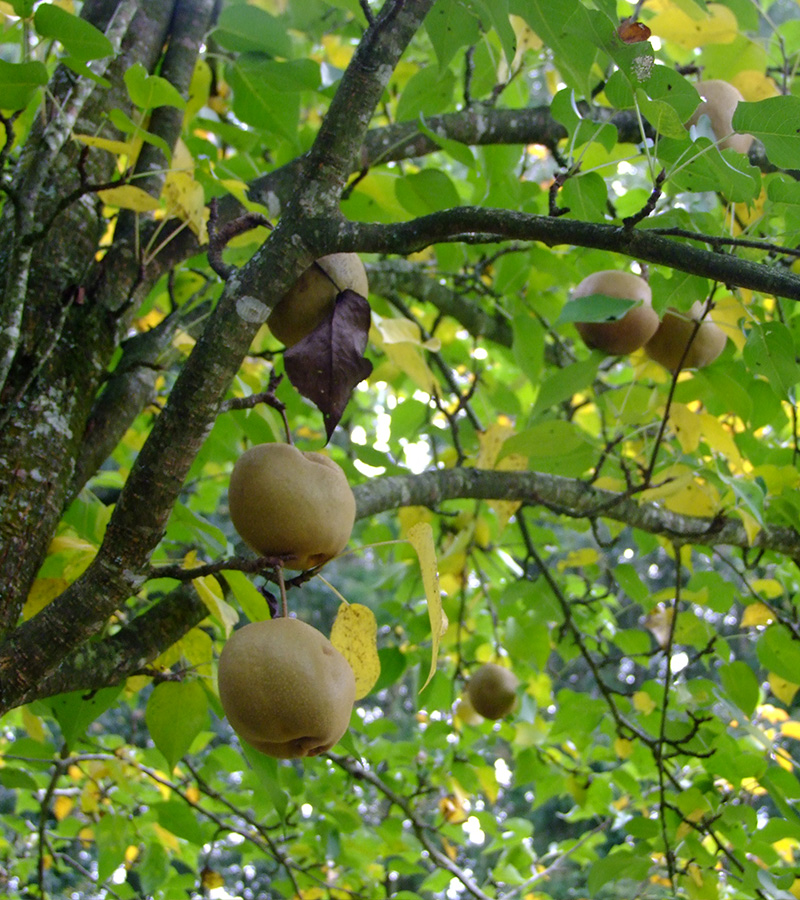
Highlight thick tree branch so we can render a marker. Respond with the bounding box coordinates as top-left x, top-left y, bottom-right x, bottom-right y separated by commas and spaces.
336, 209, 800, 301
353, 468, 800, 557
